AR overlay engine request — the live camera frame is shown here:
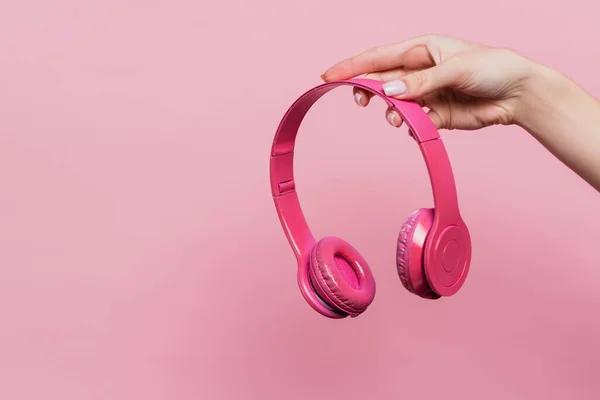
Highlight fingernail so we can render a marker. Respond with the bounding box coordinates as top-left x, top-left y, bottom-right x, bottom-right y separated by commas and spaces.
354, 92, 364, 106
383, 80, 407, 96
387, 112, 397, 126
